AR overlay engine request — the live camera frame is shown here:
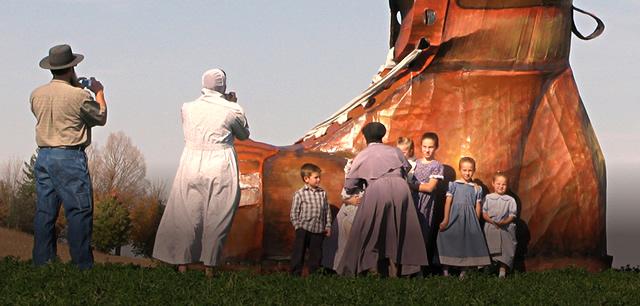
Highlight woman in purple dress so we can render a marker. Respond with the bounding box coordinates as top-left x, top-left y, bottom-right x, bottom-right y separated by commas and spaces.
336, 122, 428, 277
